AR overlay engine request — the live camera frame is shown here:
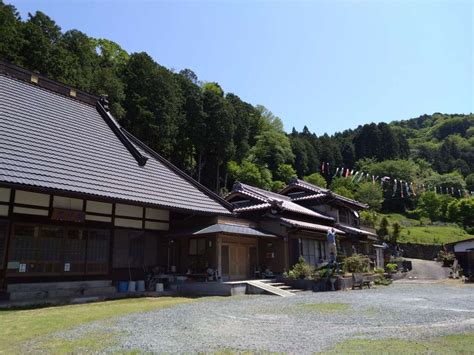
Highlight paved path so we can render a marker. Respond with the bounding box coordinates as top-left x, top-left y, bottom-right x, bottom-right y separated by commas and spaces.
57, 282, 474, 354
396, 258, 450, 283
